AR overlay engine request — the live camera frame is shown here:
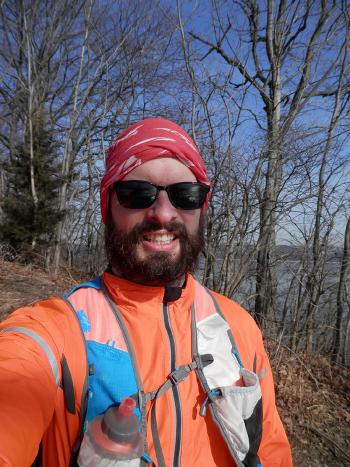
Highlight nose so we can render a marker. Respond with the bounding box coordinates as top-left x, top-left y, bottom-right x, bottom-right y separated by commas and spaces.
145, 189, 178, 224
